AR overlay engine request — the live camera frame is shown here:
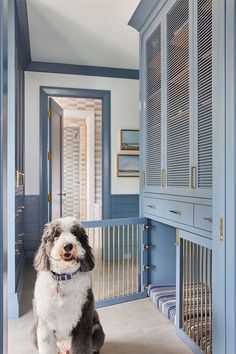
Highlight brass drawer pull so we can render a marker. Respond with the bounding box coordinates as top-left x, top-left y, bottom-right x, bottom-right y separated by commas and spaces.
169, 209, 182, 215
203, 216, 212, 223
147, 204, 156, 209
